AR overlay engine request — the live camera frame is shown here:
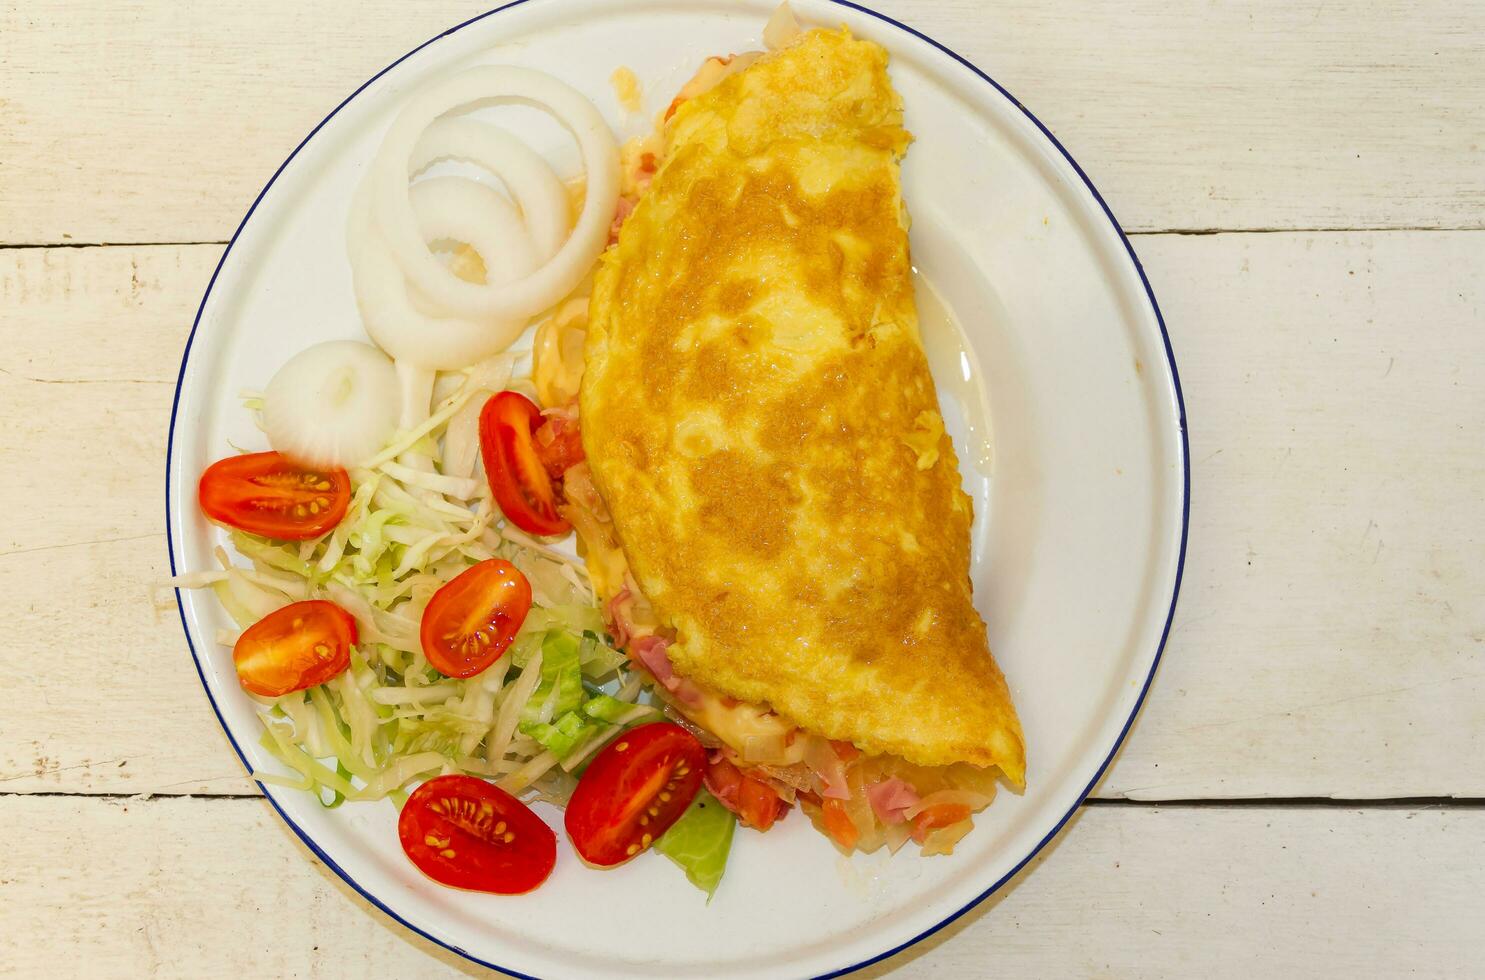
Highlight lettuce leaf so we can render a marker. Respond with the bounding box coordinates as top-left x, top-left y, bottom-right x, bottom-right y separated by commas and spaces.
522, 709, 600, 759
578, 632, 626, 679
518, 631, 587, 725
581, 693, 660, 725
654, 790, 735, 899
